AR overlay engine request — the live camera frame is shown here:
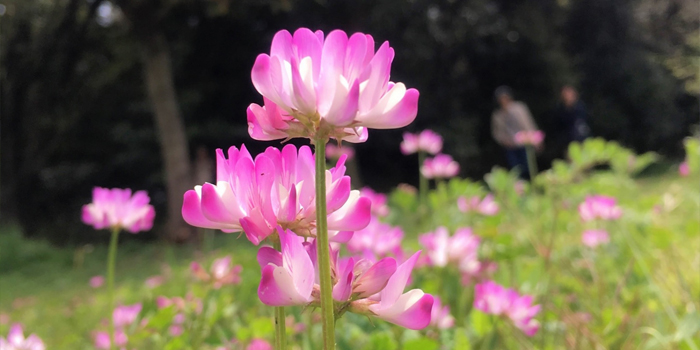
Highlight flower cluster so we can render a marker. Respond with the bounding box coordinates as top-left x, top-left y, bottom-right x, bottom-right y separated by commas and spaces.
94, 304, 142, 349
514, 130, 545, 146
82, 187, 155, 233
421, 154, 460, 179
325, 143, 355, 161
0, 324, 45, 350
581, 229, 610, 248
257, 228, 433, 330
578, 195, 622, 222
359, 187, 390, 217
401, 130, 443, 155
182, 144, 371, 245
419, 227, 481, 275
429, 296, 455, 329
457, 194, 500, 216
346, 216, 404, 261
247, 28, 419, 143
474, 281, 540, 336
190, 256, 242, 289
